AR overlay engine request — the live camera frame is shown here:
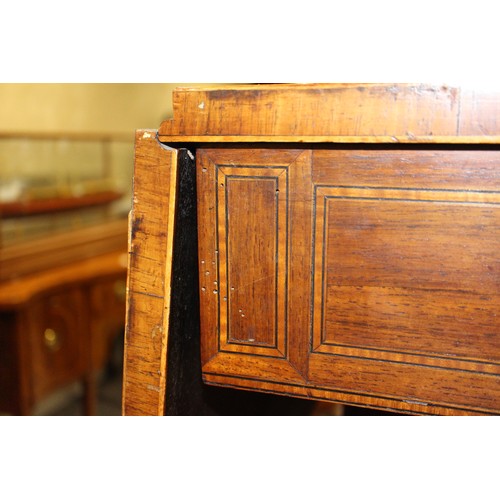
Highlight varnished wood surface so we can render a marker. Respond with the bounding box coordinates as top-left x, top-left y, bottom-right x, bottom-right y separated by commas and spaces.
197, 148, 500, 415
197, 149, 313, 380
0, 250, 128, 308
27, 288, 88, 404
125, 84, 500, 415
0, 250, 127, 415
156, 150, 319, 415
122, 131, 178, 416
158, 84, 500, 143
0, 217, 128, 282
89, 276, 127, 371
